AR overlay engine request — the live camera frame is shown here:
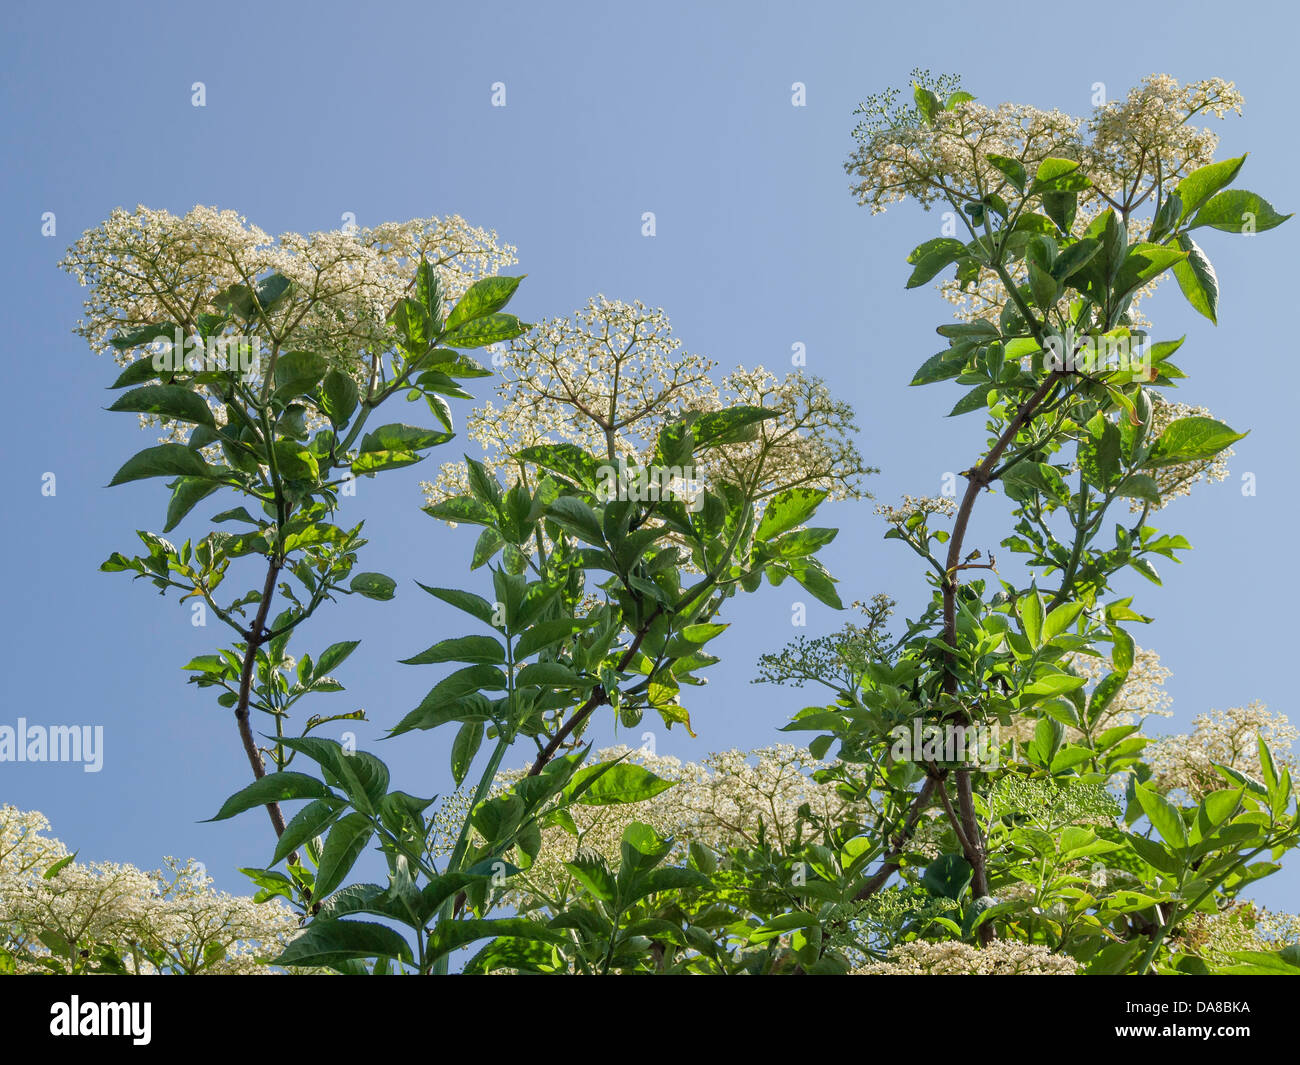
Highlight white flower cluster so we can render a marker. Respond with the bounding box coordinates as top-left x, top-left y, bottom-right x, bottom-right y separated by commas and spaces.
1178, 901, 1300, 966
491, 744, 864, 906
1147, 702, 1298, 803
61, 206, 515, 377
847, 74, 1246, 328
1136, 399, 1234, 511
0, 805, 305, 974
1008, 645, 1174, 749
849, 73, 1240, 219
873, 494, 956, 526
422, 298, 871, 522
853, 938, 1079, 975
